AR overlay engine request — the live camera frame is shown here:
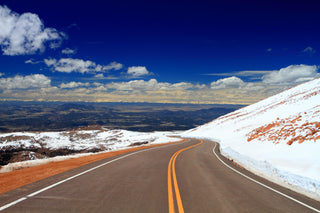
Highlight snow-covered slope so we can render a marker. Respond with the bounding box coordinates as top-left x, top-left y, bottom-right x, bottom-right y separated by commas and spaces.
0, 129, 180, 151
182, 78, 320, 200
0, 128, 180, 172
